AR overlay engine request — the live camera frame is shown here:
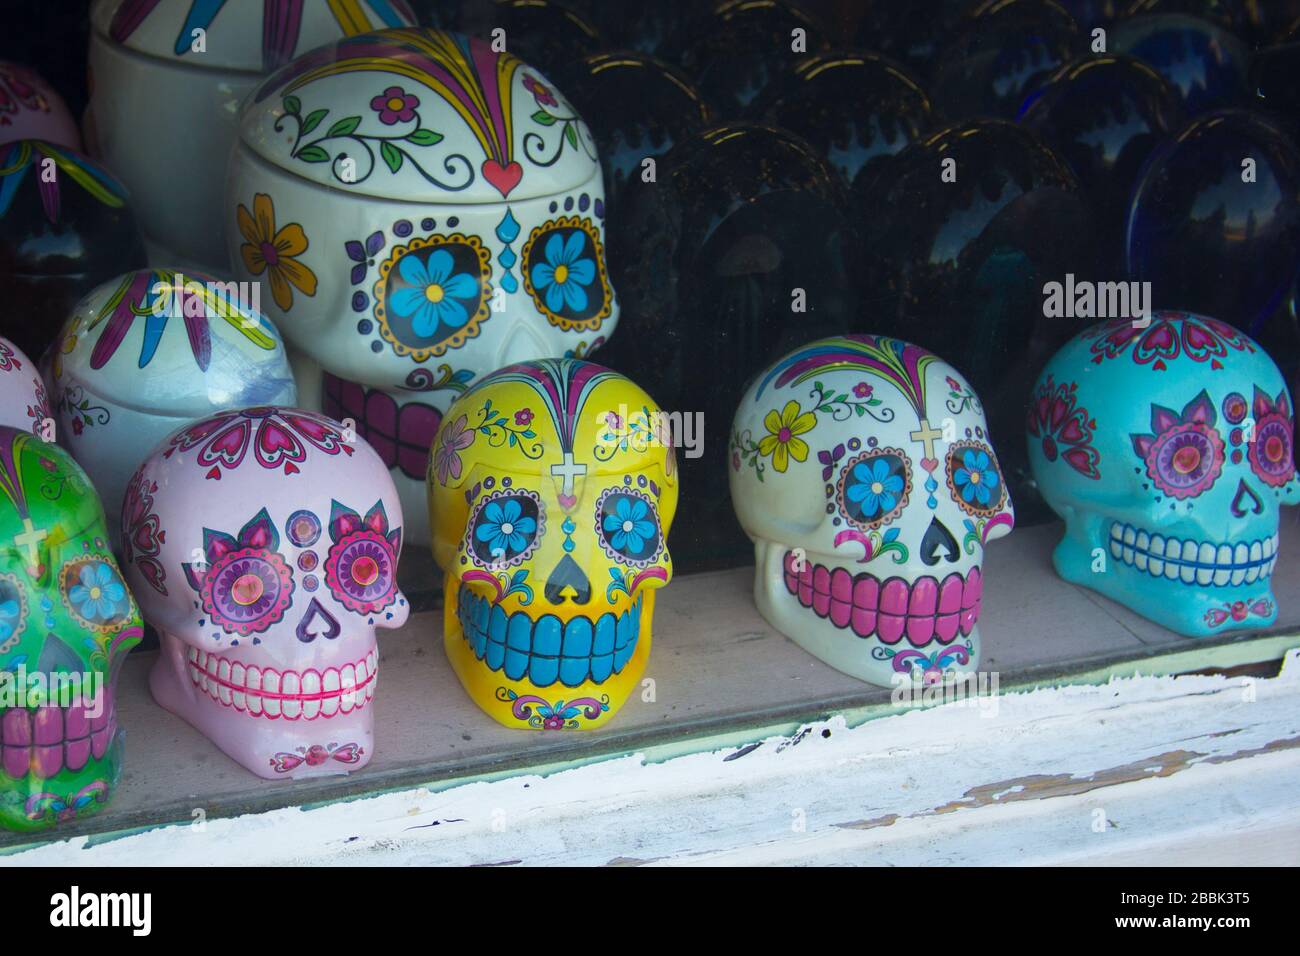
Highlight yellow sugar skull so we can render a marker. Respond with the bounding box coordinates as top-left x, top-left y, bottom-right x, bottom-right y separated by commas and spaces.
428, 359, 677, 730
